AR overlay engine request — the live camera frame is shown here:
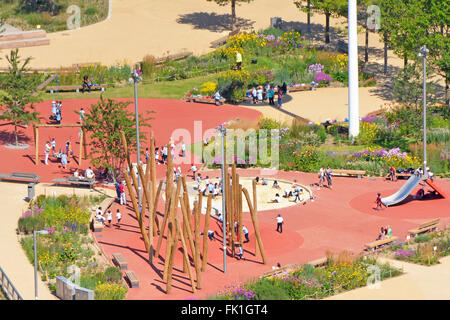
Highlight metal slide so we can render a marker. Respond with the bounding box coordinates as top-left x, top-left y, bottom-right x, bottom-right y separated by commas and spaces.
381, 174, 423, 207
